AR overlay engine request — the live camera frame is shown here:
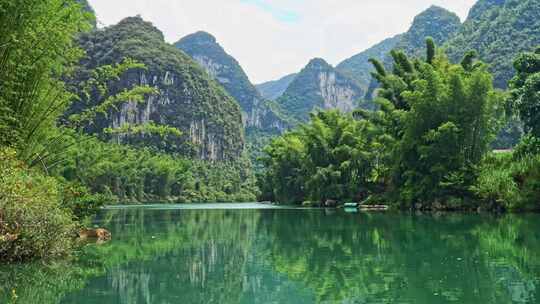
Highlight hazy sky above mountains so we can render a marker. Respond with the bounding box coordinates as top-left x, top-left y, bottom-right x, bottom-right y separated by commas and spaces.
88, 0, 477, 83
